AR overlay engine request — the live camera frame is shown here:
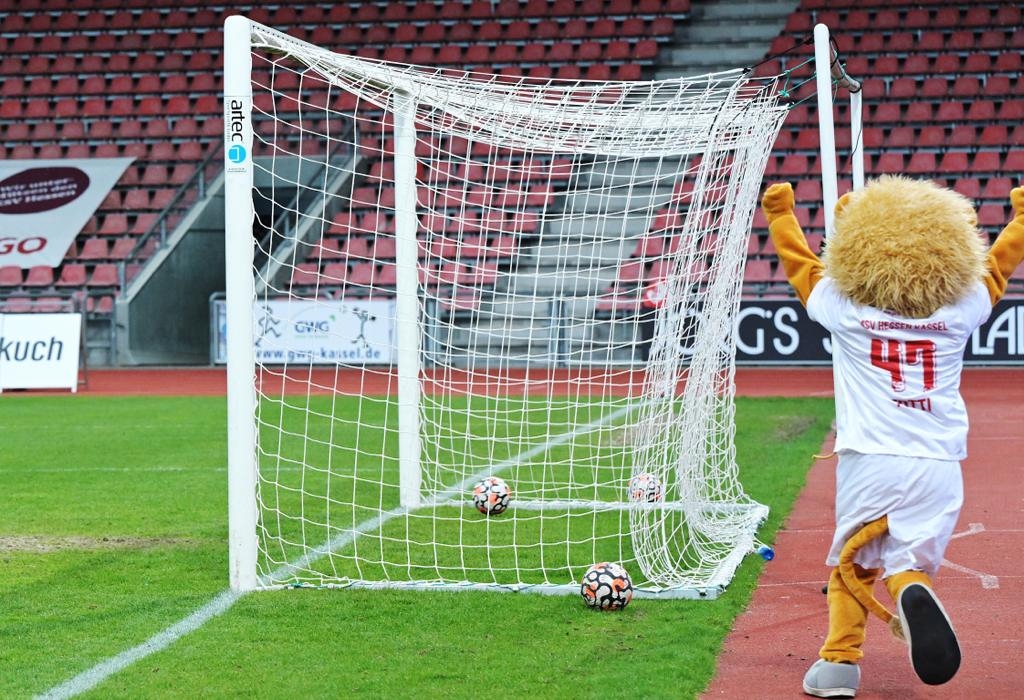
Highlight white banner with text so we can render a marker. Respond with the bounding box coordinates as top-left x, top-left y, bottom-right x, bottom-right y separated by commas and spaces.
213, 299, 396, 365
0, 158, 135, 268
0, 313, 82, 391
